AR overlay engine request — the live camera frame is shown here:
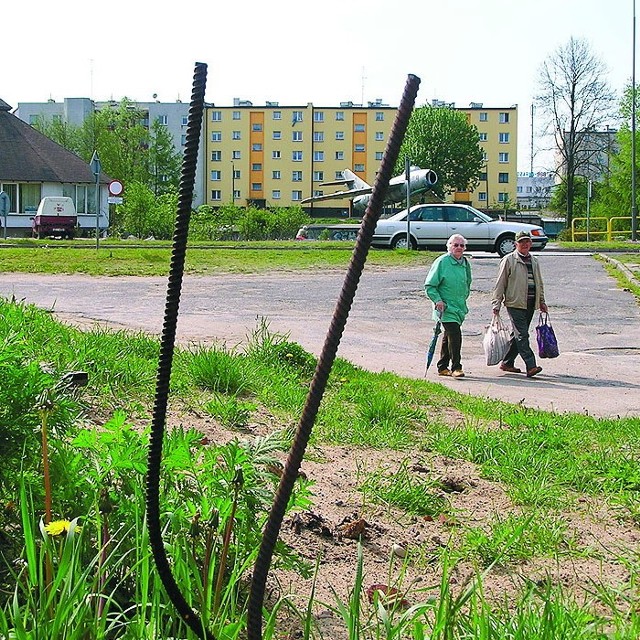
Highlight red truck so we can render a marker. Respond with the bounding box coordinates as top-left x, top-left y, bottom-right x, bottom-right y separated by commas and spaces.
32, 197, 78, 239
